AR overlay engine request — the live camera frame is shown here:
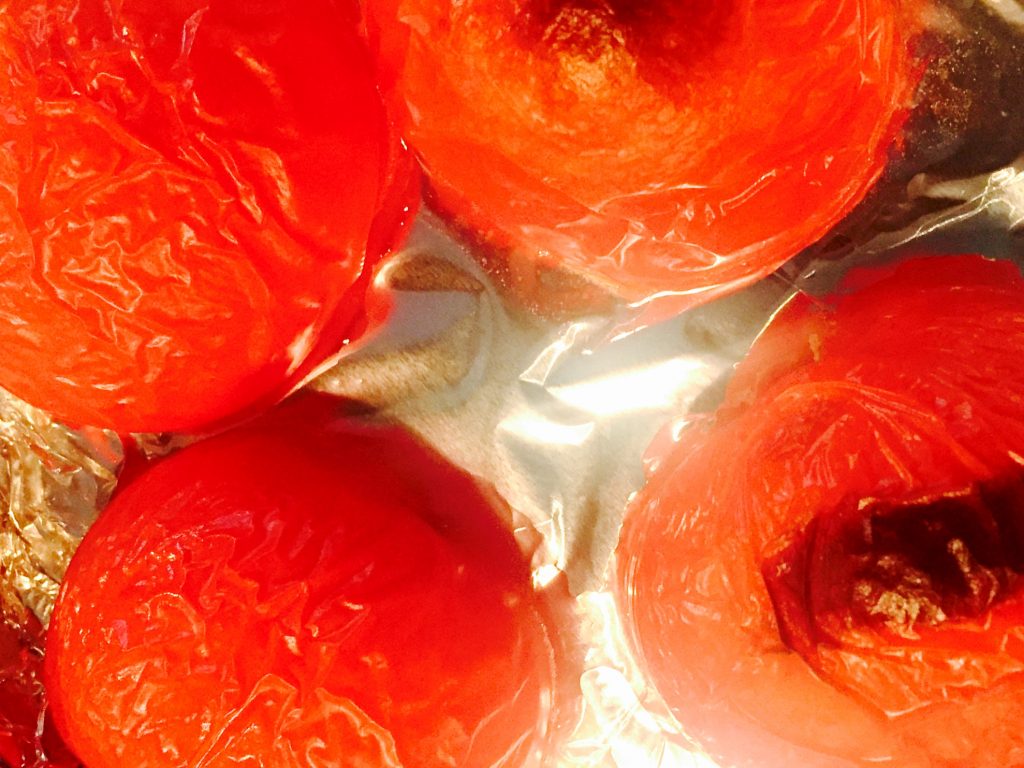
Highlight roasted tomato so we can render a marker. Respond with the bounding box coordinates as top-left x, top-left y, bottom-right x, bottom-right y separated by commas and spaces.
617, 255, 1024, 767
46, 394, 558, 768
0, 0, 418, 433
365, 0, 922, 312
0, 612, 78, 768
